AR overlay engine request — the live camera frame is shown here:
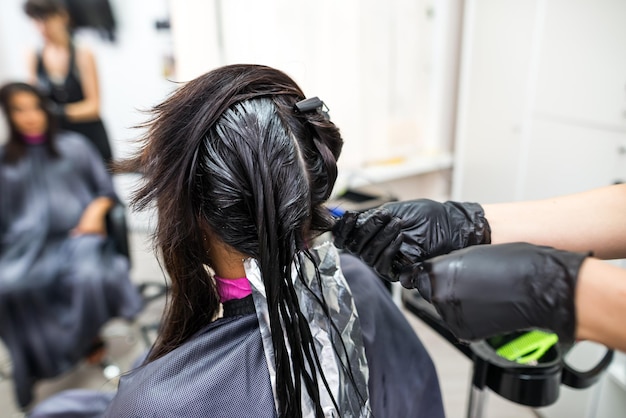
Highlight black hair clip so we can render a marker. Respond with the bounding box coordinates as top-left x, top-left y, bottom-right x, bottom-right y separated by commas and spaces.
294, 96, 330, 120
